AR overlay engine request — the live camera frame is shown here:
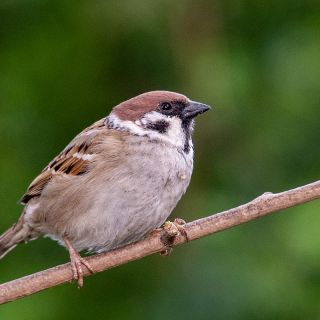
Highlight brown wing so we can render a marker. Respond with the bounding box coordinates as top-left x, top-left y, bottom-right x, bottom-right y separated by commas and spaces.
20, 118, 106, 205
